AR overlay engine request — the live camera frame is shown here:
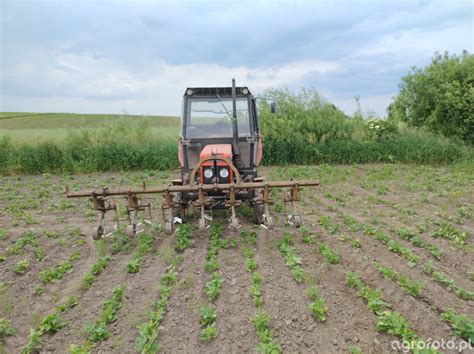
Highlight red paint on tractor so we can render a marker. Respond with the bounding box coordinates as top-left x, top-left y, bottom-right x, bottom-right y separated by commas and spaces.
199, 144, 233, 183
199, 144, 233, 159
